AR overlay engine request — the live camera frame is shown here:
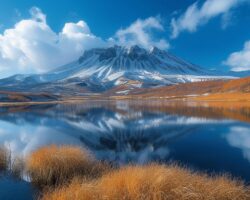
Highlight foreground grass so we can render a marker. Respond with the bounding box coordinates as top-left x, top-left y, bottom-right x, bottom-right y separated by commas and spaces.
2, 145, 246, 199
41, 164, 250, 200
26, 145, 111, 187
